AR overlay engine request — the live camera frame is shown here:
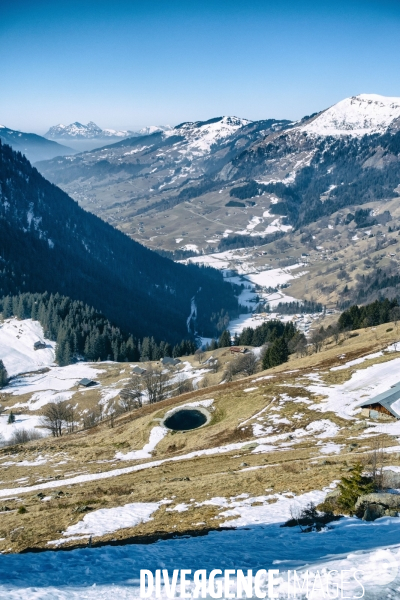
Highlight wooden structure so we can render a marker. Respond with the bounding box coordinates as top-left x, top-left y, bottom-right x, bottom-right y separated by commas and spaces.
160, 357, 181, 366
132, 366, 147, 375
78, 378, 98, 387
230, 346, 247, 355
33, 341, 47, 350
359, 383, 400, 420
